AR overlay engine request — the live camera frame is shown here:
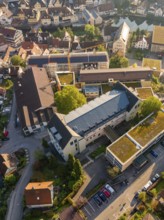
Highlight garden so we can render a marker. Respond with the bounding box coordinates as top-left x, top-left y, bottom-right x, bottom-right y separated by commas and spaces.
24, 152, 85, 220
